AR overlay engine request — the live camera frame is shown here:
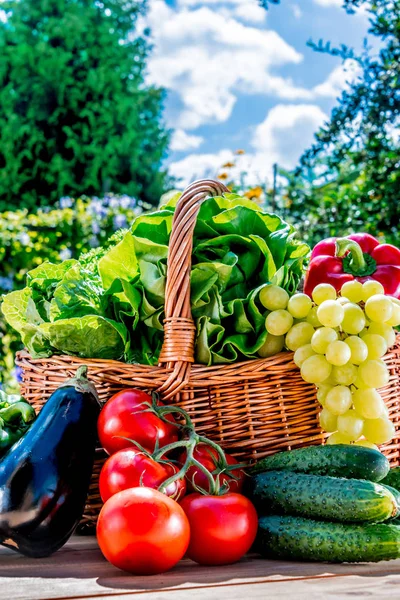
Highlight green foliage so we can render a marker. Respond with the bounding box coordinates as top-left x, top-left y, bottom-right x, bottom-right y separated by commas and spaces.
261, 0, 400, 248
276, 161, 399, 248
0, 195, 146, 388
0, 0, 170, 210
